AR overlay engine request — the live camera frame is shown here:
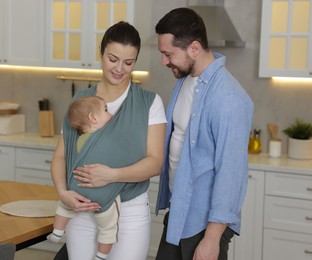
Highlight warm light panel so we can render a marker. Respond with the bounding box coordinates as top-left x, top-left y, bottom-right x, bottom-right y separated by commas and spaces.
271, 2, 288, 33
